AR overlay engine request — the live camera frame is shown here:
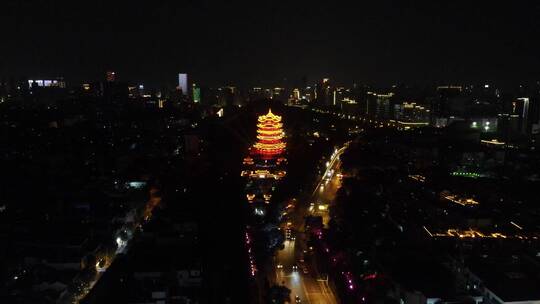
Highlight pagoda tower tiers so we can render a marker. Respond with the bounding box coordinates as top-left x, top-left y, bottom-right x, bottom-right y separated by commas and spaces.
242, 109, 287, 204
253, 109, 286, 158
